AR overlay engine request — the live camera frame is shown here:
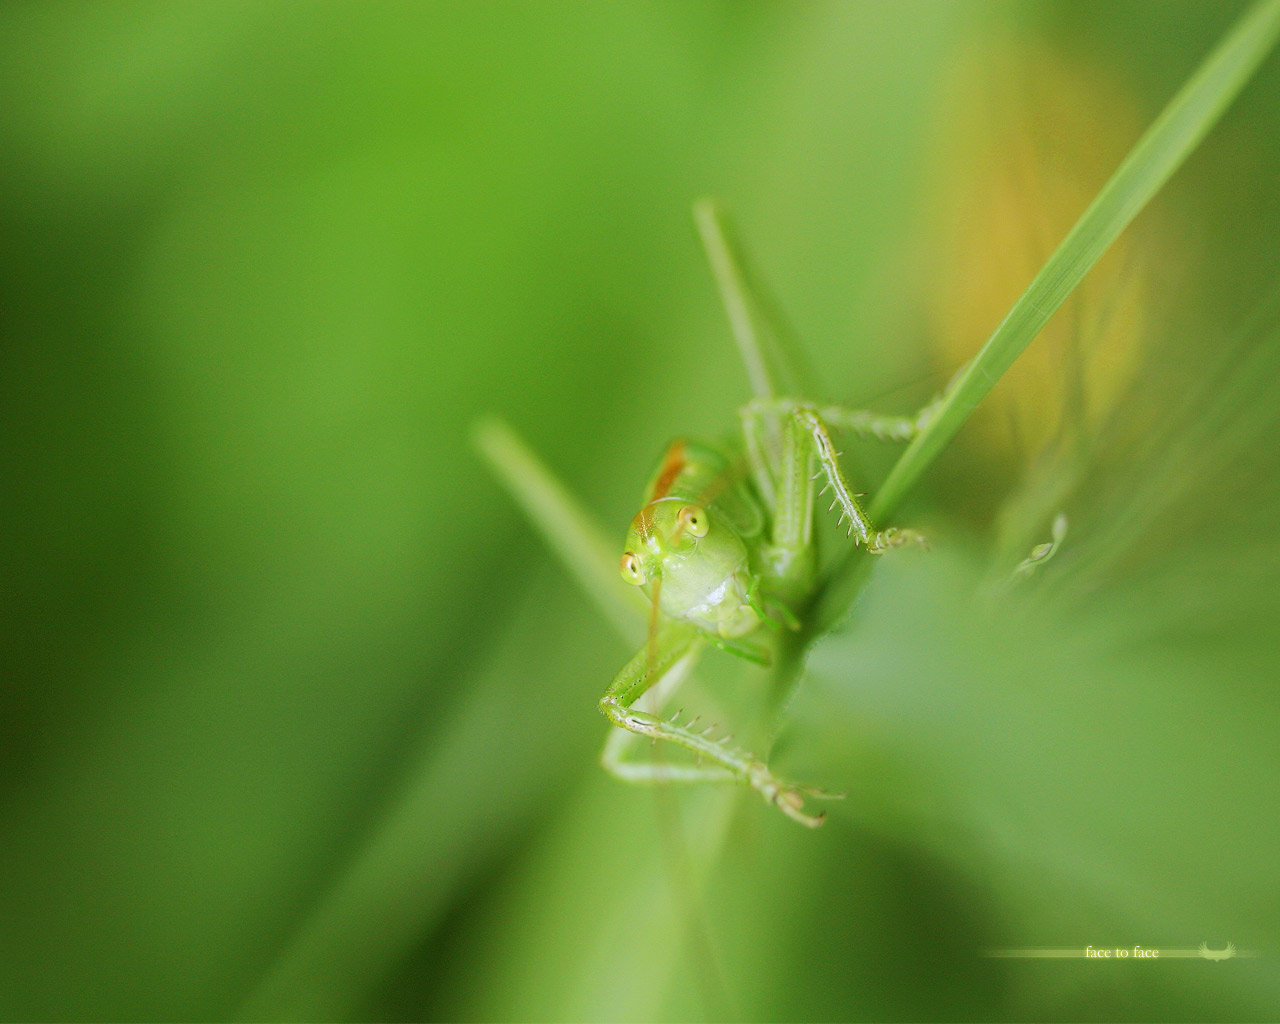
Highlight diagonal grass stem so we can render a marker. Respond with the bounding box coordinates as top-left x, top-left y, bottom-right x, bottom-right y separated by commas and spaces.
870, 0, 1280, 522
